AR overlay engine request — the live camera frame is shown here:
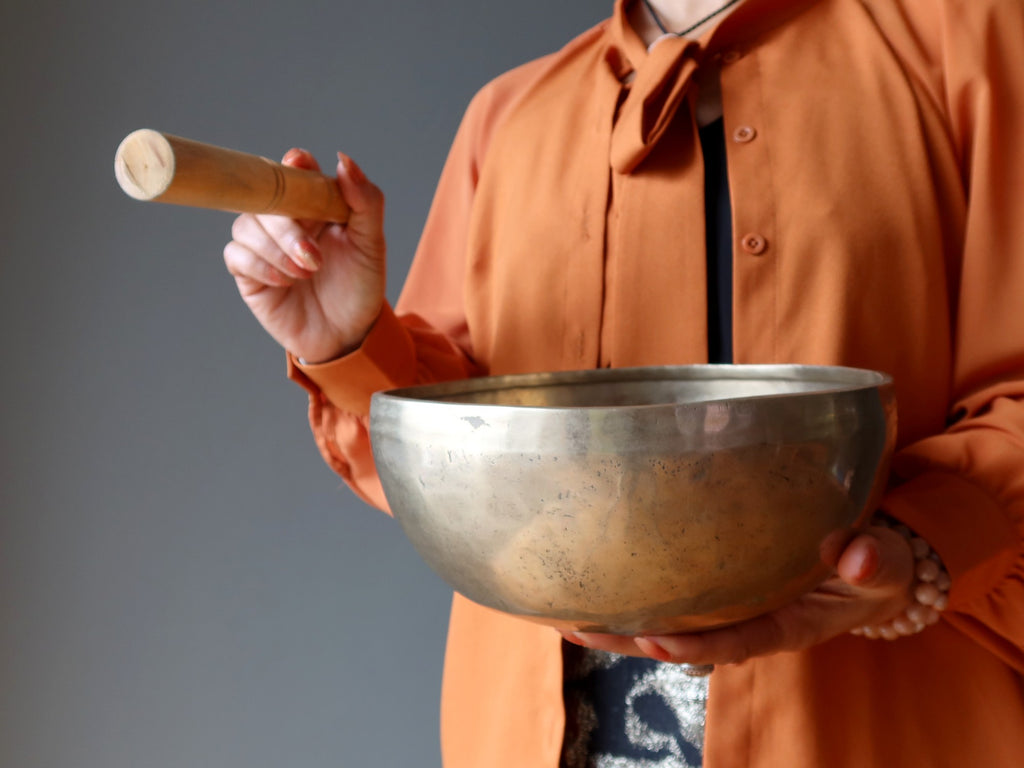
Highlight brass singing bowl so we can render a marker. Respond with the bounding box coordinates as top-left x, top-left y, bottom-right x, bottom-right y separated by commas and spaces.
369, 365, 896, 635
